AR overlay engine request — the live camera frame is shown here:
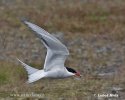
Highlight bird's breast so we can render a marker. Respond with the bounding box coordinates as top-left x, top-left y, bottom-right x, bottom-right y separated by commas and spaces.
45, 68, 70, 78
